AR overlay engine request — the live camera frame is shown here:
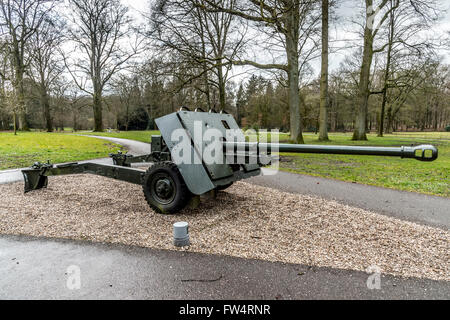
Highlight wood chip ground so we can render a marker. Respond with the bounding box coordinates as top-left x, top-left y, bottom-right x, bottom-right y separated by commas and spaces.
0, 175, 448, 281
